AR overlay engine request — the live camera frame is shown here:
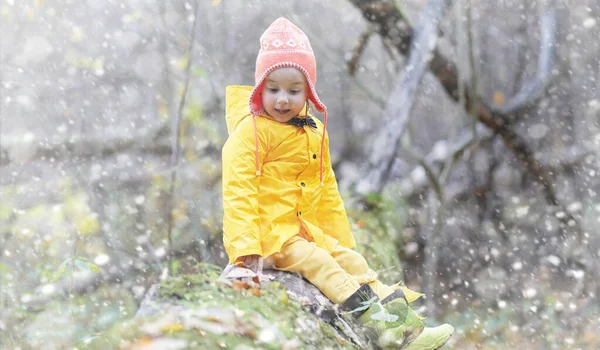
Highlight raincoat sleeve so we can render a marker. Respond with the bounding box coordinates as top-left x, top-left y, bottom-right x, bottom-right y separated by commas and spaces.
316, 133, 356, 248
222, 117, 265, 263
